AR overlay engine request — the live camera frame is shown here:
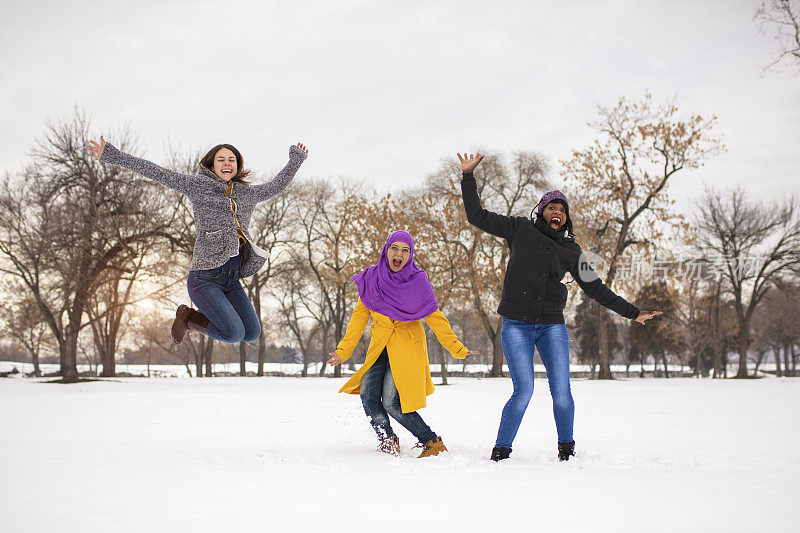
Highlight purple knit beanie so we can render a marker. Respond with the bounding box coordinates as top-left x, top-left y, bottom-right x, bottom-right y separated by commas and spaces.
535, 190, 570, 216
